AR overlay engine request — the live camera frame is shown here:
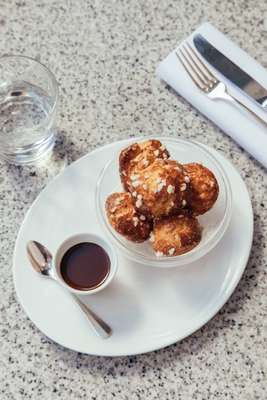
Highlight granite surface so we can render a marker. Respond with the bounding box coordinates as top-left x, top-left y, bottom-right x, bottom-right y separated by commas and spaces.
0, 0, 267, 399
